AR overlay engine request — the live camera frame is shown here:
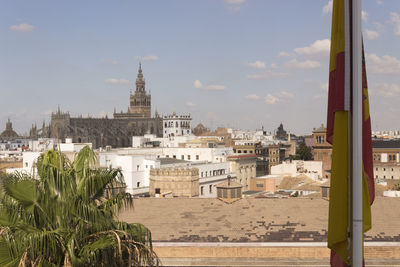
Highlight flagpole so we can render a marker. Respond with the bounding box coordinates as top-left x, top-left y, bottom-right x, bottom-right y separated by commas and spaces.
352, 0, 363, 266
